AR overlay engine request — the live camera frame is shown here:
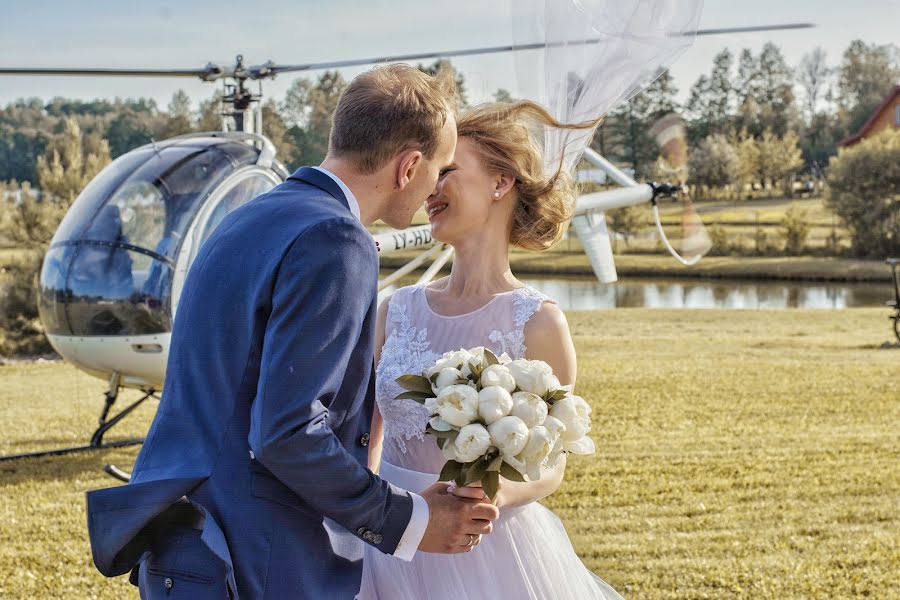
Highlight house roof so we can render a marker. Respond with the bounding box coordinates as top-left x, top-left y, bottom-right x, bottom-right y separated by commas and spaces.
837, 84, 900, 147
